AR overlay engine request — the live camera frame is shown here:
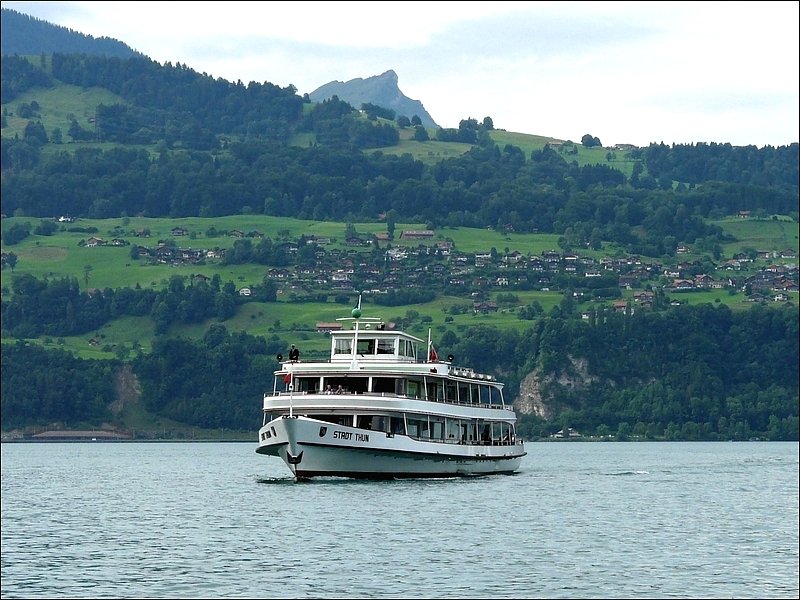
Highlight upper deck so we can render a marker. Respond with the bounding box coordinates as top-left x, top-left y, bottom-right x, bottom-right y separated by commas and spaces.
328, 316, 424, 363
